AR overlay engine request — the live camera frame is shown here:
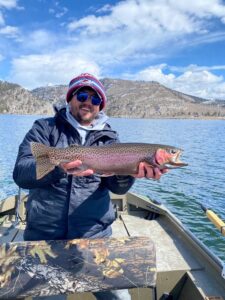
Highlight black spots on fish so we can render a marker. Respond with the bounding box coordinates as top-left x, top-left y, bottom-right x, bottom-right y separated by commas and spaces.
31, 142, 50, 158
